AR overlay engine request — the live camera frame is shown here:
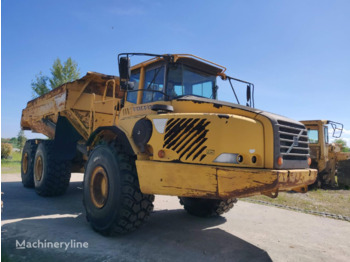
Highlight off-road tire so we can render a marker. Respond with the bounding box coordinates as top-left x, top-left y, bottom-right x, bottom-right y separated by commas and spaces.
179, 197, 237, 217
21, 140, 38, 188
83, 144, 154, 235
34, 140, 71, 196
